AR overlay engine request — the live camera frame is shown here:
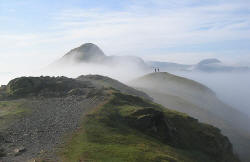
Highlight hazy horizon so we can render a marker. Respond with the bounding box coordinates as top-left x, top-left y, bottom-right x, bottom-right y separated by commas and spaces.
1, 0, 250, 74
